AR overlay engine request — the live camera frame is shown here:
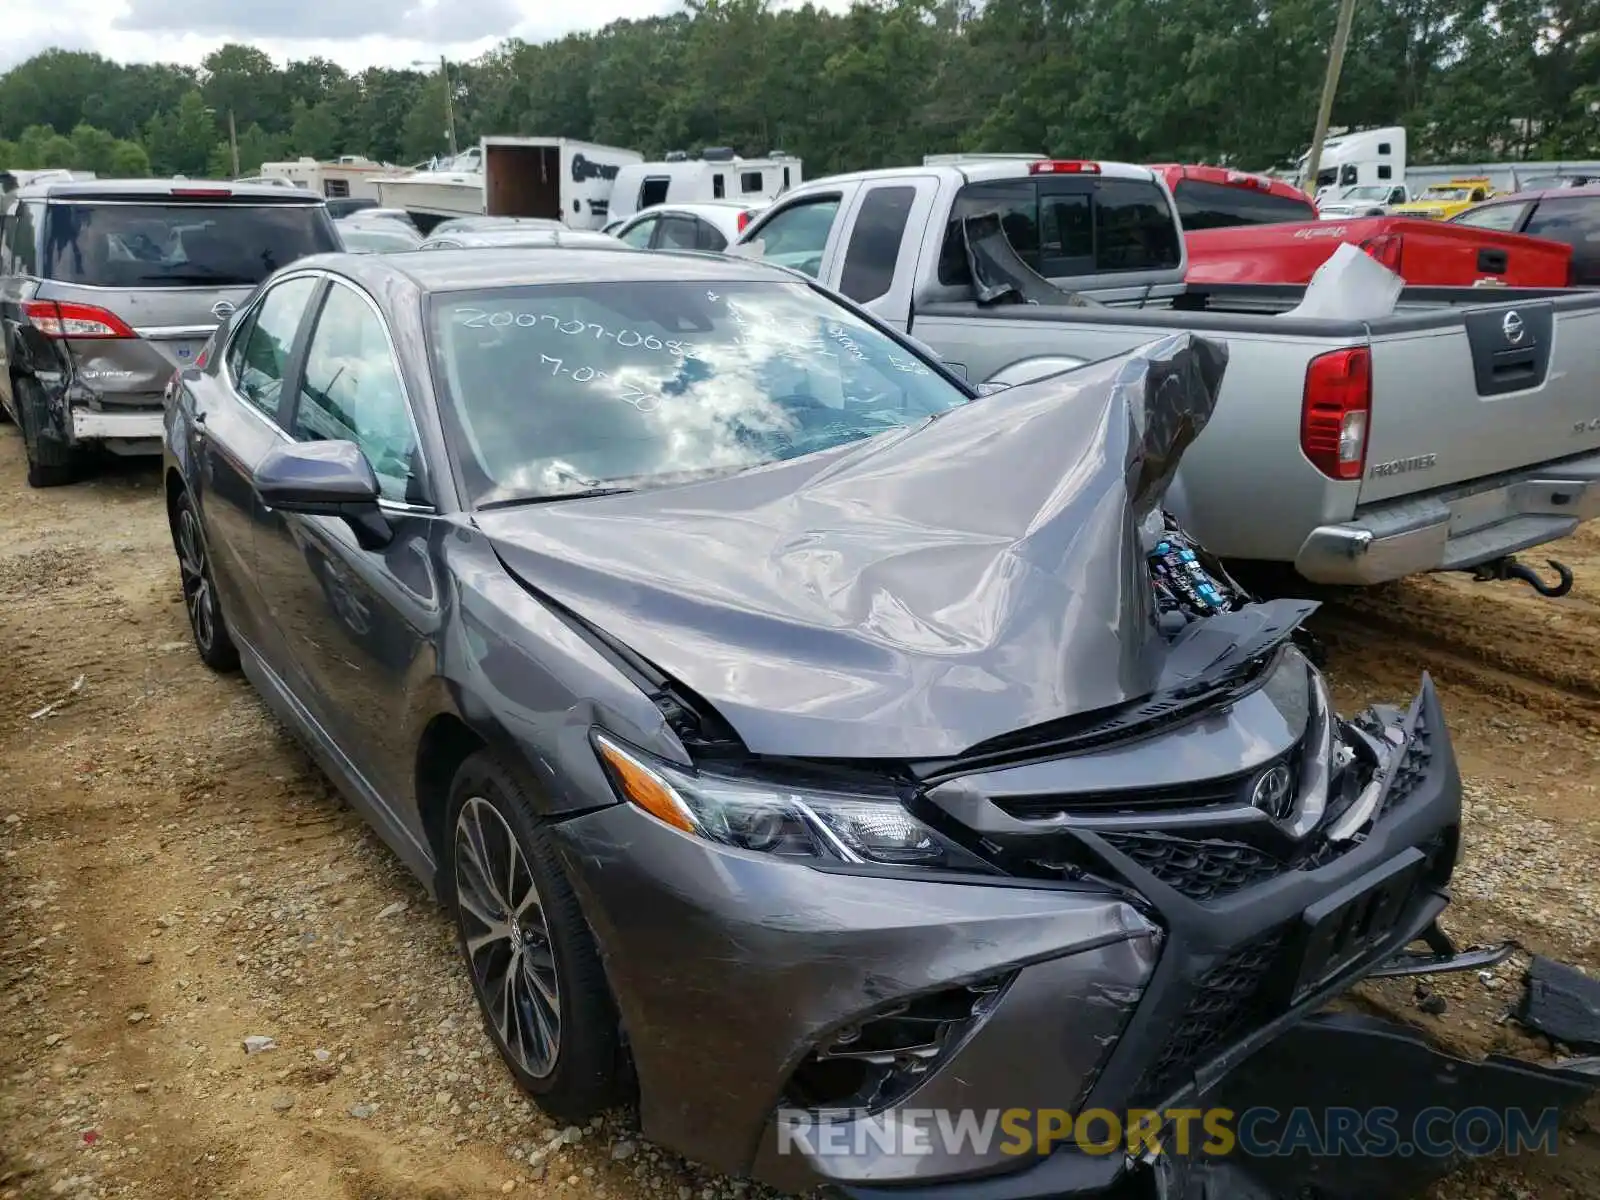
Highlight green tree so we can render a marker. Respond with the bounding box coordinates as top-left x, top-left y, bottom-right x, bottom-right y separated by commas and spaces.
108, 139, 151, 176
145, 91, 219, 176
69, 123, 119, 175
289, 100, 342, 160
